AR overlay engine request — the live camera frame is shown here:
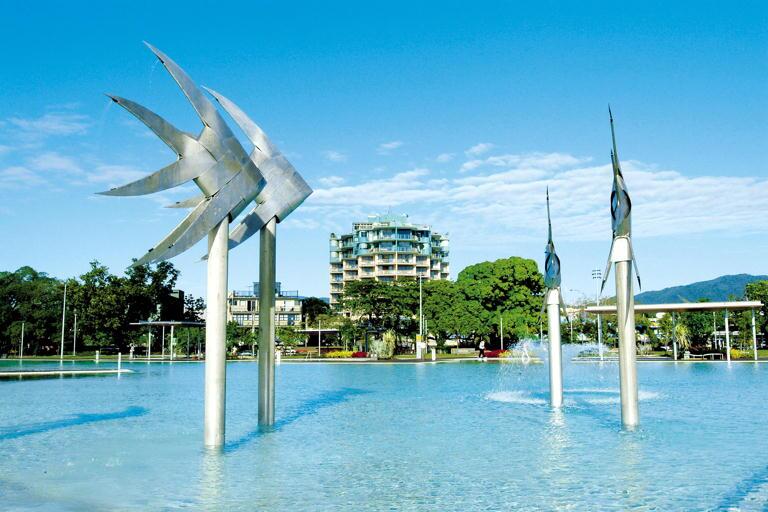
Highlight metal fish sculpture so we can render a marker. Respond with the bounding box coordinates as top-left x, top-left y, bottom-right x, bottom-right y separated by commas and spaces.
202, 88, 312, 252
544, 187, 561, 290
541, 188, 568, 319
99, 43, 311, 265
600, 107, 641, 292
